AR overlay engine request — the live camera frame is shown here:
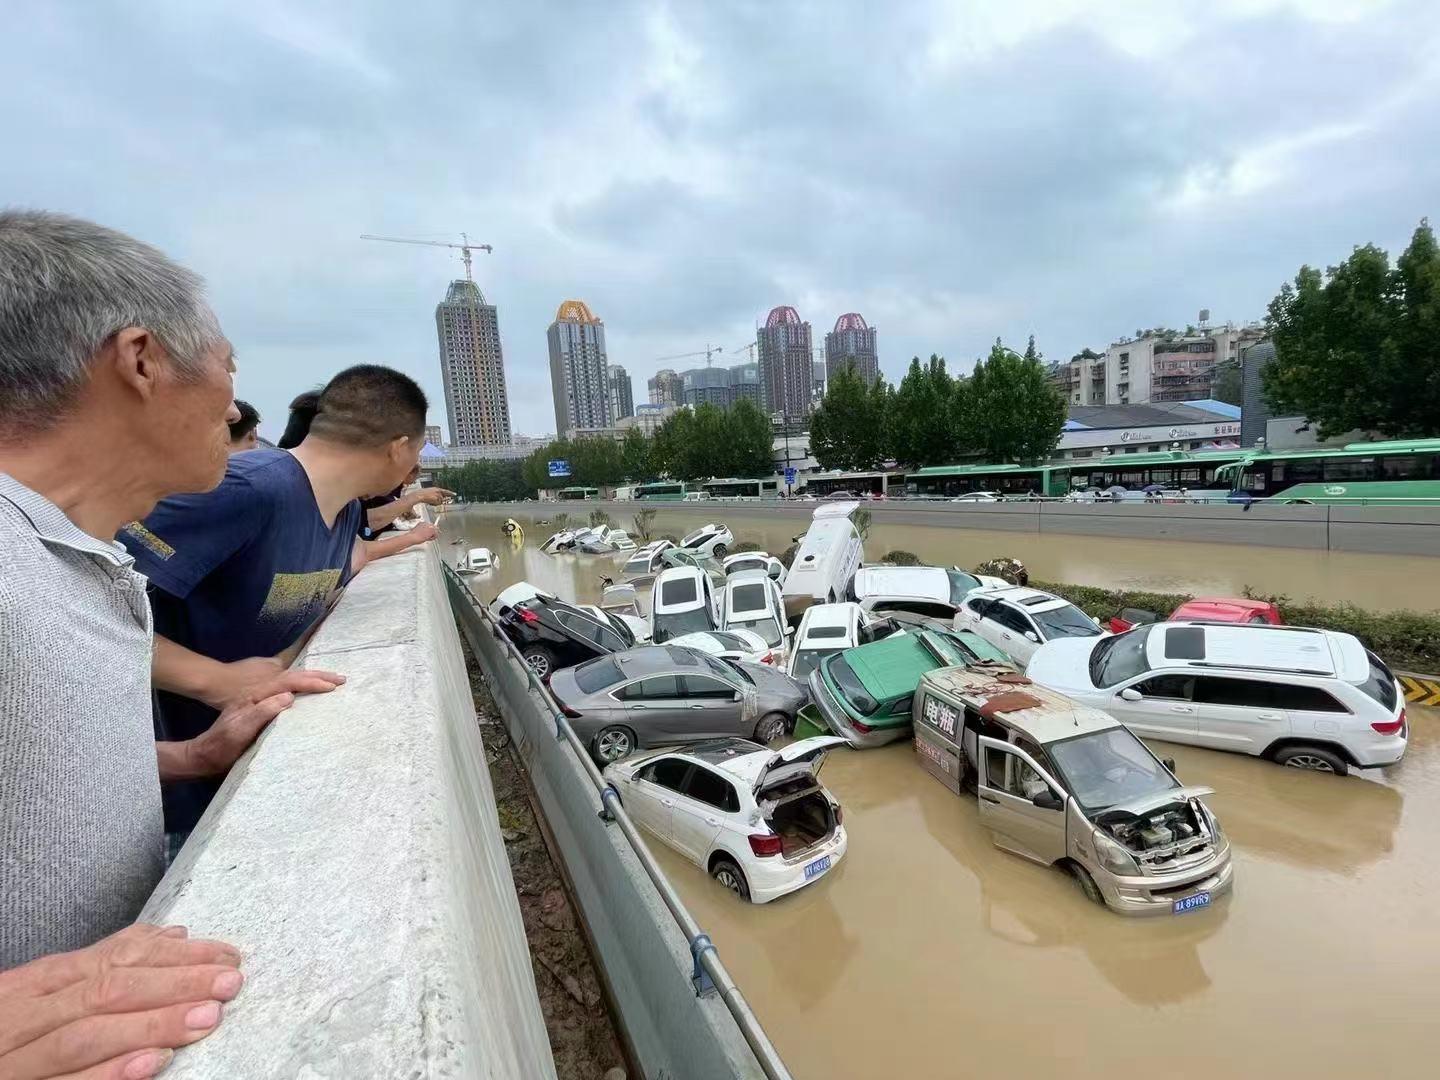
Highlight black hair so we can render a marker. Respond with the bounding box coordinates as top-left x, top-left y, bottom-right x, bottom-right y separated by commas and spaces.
307, 365, 428, 448
276, 389, 321, 450
228, 399, 261, 442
